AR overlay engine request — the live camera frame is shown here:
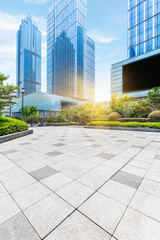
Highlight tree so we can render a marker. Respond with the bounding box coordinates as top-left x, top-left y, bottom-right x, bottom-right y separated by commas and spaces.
0, 73, 19, 116
147, 87, 160, 110
61, 108, 75, 122
20, 105, 40, 126
73, 103, 94, 124
130, 101, 152, 118
109, 94, 133, 117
